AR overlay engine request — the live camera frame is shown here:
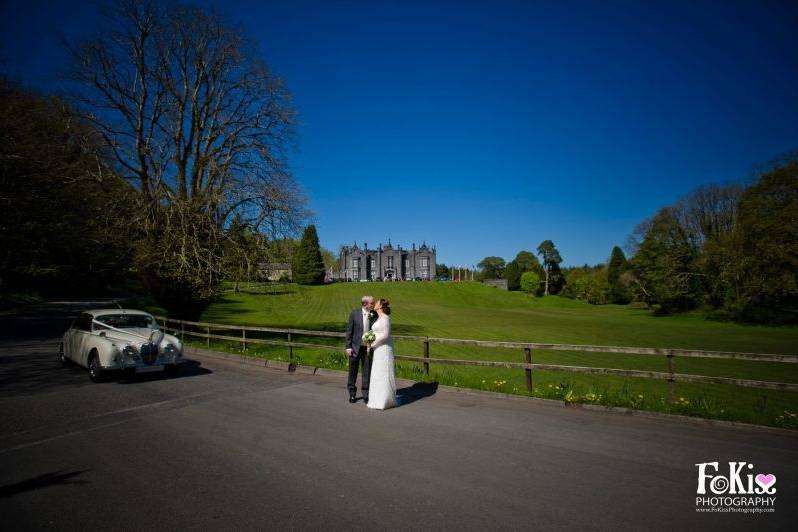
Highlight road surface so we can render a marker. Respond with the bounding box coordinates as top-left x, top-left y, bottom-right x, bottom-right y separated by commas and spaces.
1, 301, 795, 530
